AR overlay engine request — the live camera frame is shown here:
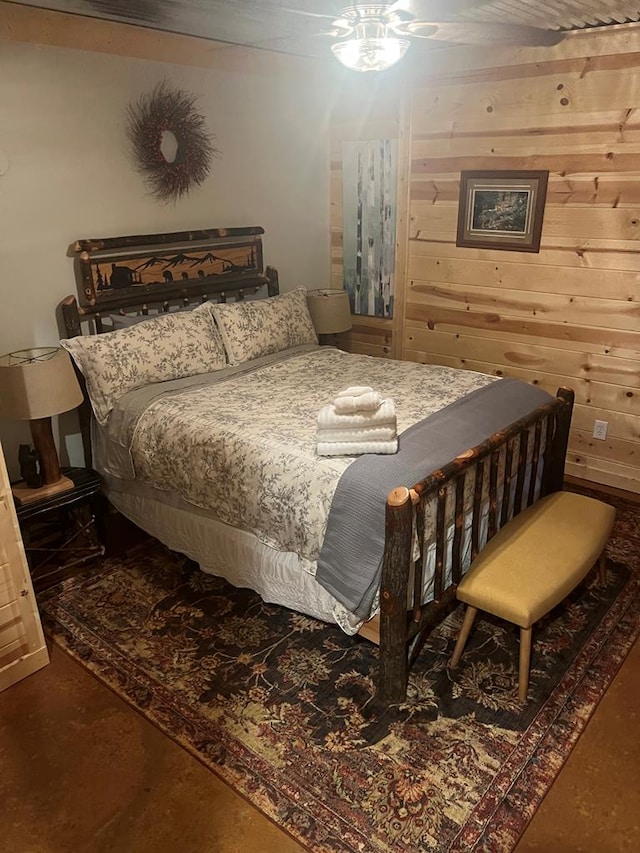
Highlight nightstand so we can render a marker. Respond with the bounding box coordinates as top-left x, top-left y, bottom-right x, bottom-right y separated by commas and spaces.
14, 467, 105, 592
